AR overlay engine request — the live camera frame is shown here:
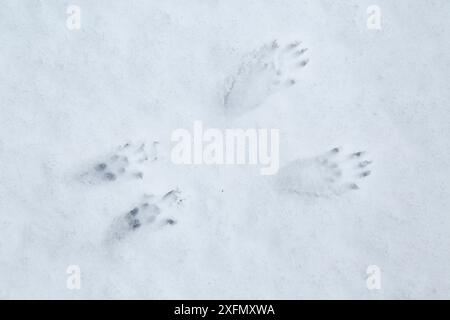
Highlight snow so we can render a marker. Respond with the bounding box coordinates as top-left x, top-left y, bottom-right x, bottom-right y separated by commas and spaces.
0, 0, 449, 299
